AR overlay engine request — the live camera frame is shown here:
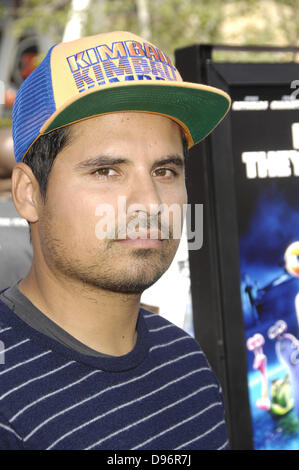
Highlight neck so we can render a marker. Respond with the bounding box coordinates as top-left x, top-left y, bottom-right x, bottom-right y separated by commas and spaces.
18, 261, 141, 357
